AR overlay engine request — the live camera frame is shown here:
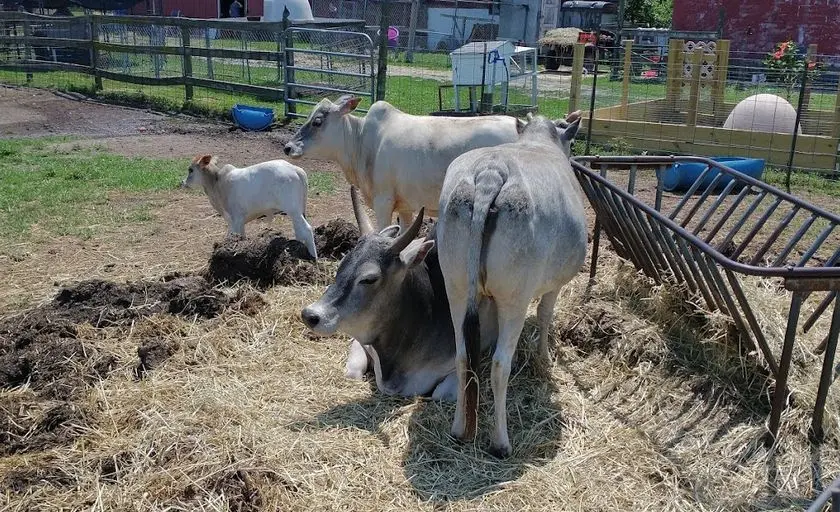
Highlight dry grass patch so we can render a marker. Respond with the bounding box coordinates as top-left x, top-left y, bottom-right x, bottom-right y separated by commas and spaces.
0, 250, 838, 511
